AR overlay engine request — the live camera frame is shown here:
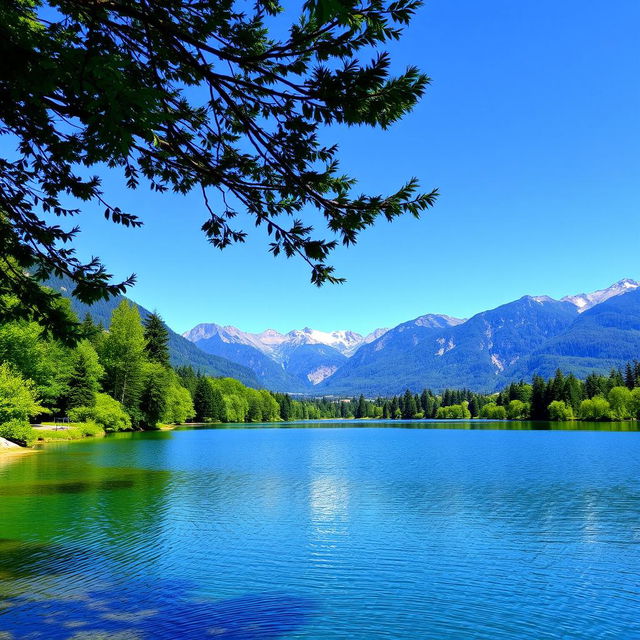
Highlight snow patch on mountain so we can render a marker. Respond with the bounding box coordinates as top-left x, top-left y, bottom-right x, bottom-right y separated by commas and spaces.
183, 323, 389, 358
561, 278, 639, 313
